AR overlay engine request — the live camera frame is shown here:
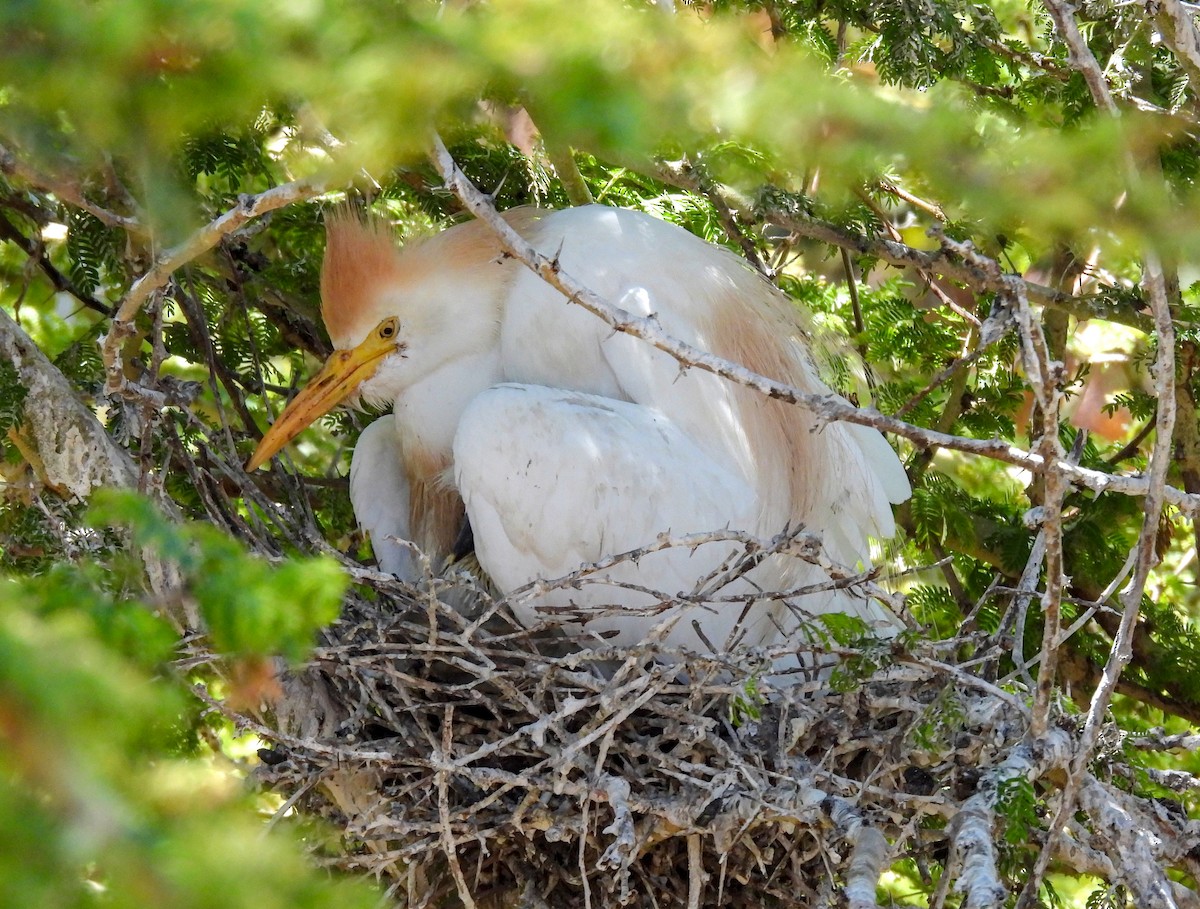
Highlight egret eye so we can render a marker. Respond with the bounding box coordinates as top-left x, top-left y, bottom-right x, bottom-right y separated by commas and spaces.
378, 318, 398, 340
